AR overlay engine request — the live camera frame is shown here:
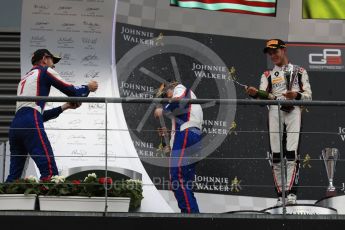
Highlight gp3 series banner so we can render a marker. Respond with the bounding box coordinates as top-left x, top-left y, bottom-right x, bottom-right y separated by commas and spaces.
283, 43, 345, 72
